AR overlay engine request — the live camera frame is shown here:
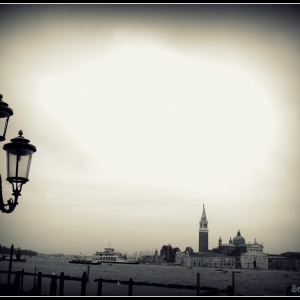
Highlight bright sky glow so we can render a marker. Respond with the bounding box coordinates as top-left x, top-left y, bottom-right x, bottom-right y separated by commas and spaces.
0, 4, 299, 256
